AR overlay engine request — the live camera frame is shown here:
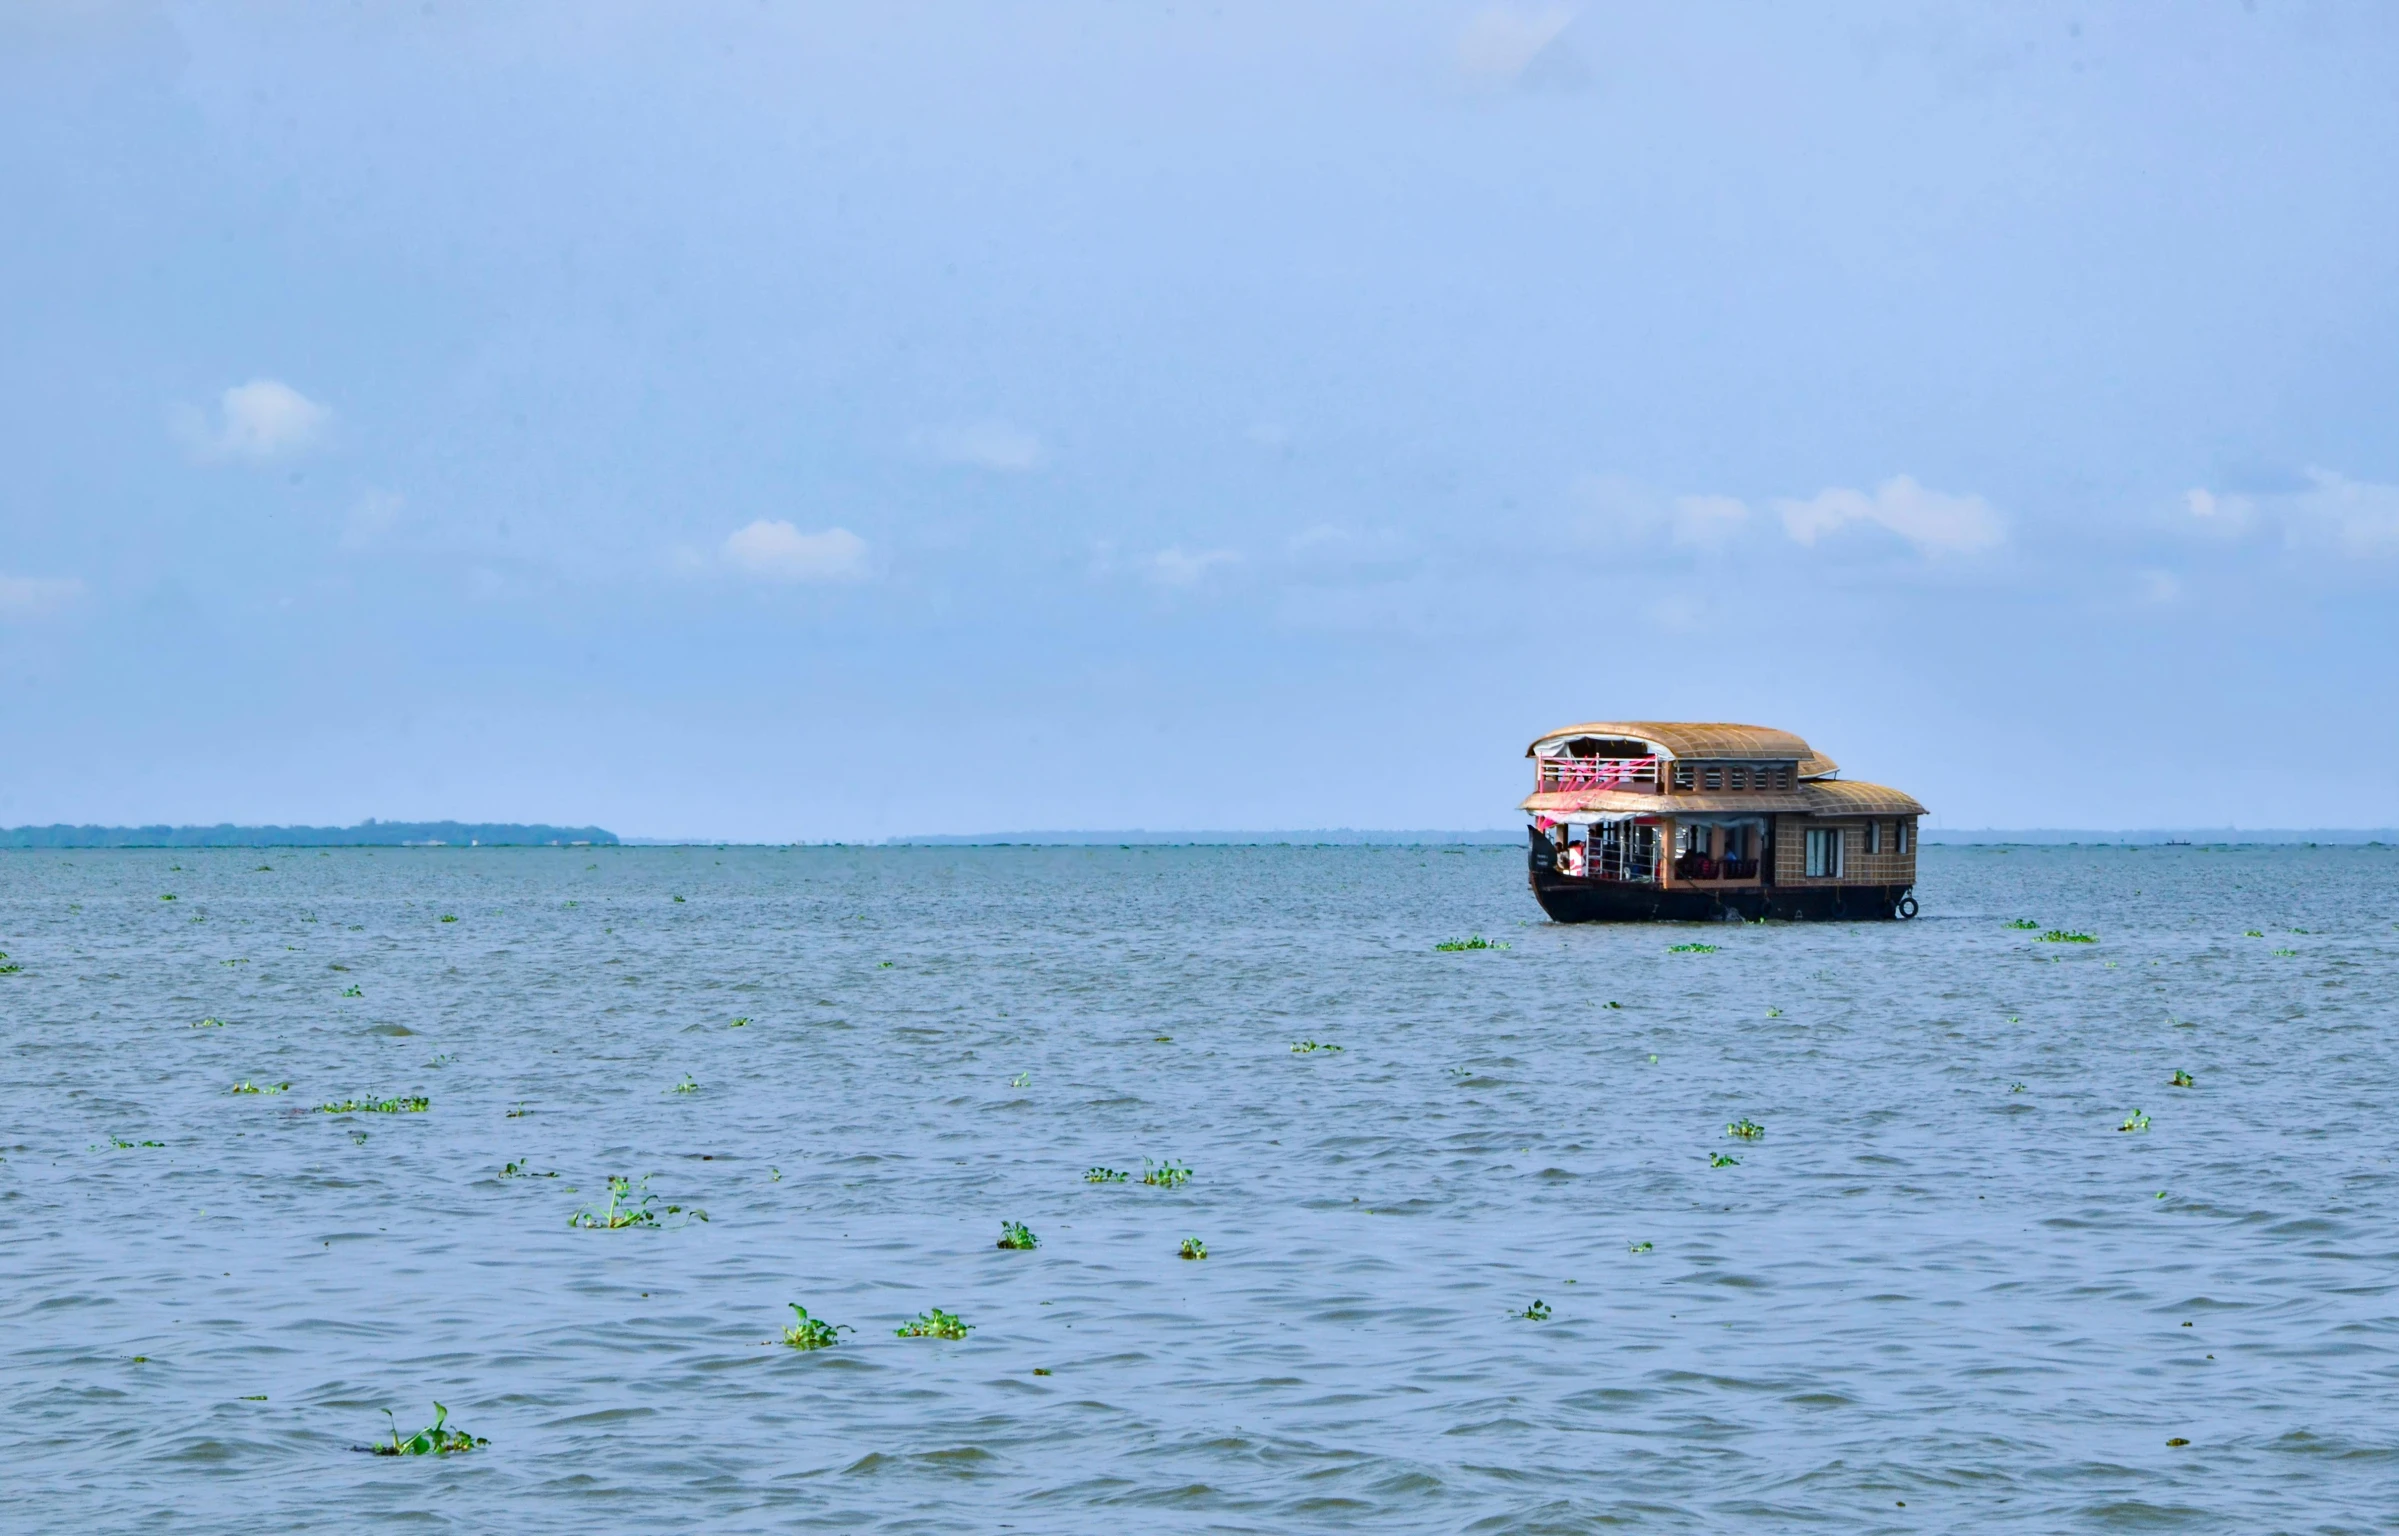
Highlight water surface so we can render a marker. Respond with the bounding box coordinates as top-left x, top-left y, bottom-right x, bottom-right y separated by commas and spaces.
3, 844, 2394, 1531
